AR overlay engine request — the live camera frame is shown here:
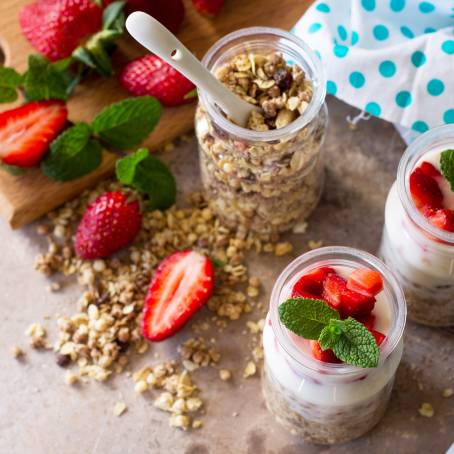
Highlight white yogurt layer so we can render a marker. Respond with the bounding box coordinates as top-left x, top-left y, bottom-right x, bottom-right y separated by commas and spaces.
263, 265, 402, 408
